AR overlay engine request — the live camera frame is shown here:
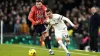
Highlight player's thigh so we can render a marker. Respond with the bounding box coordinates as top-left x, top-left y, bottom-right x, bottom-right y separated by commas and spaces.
35, 24, 46, 36
55, 31, 63, 40
40, 24, 46, 32
33, 25, 40, 33
62, 30, 69, 39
